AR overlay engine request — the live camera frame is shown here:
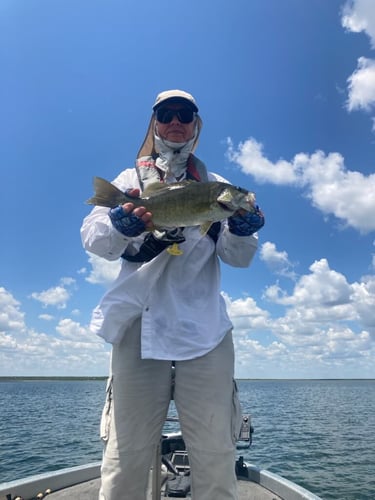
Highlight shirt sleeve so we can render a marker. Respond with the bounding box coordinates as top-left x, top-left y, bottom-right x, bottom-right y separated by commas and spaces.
207, 171, 259, 268
216, 224, 258, 268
